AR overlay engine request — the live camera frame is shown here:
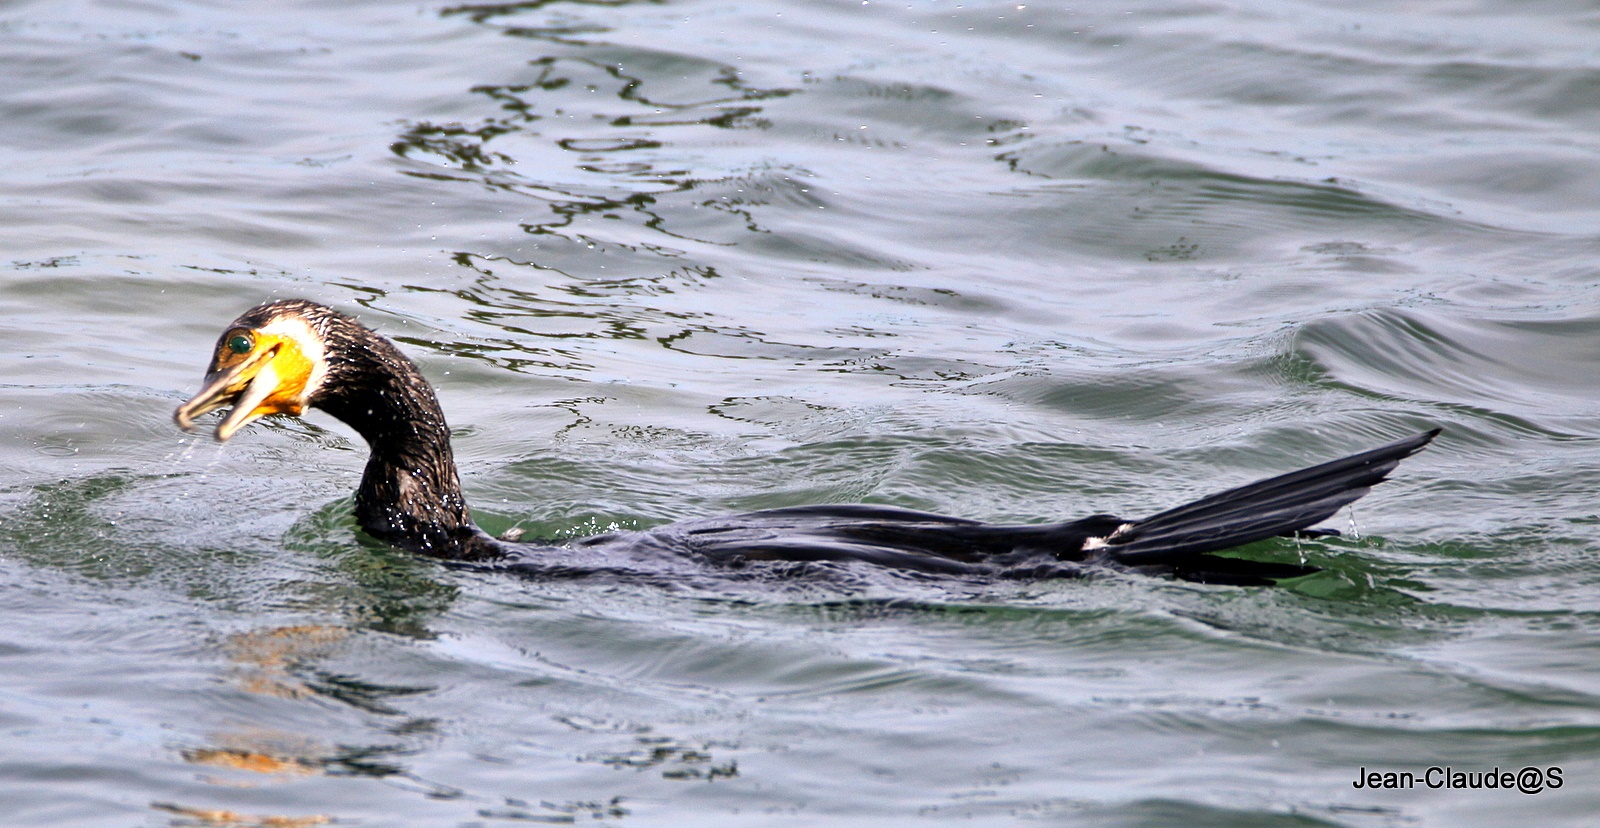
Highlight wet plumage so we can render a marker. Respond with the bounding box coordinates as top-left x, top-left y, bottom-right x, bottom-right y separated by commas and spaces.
176, 300, 1437, 586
